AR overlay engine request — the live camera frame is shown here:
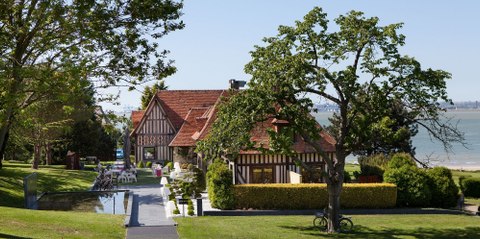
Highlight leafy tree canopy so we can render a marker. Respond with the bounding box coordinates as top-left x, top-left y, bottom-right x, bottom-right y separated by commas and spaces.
141, 80, 168, 109
198, 7, 463, 232
0, 0, 184, 167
